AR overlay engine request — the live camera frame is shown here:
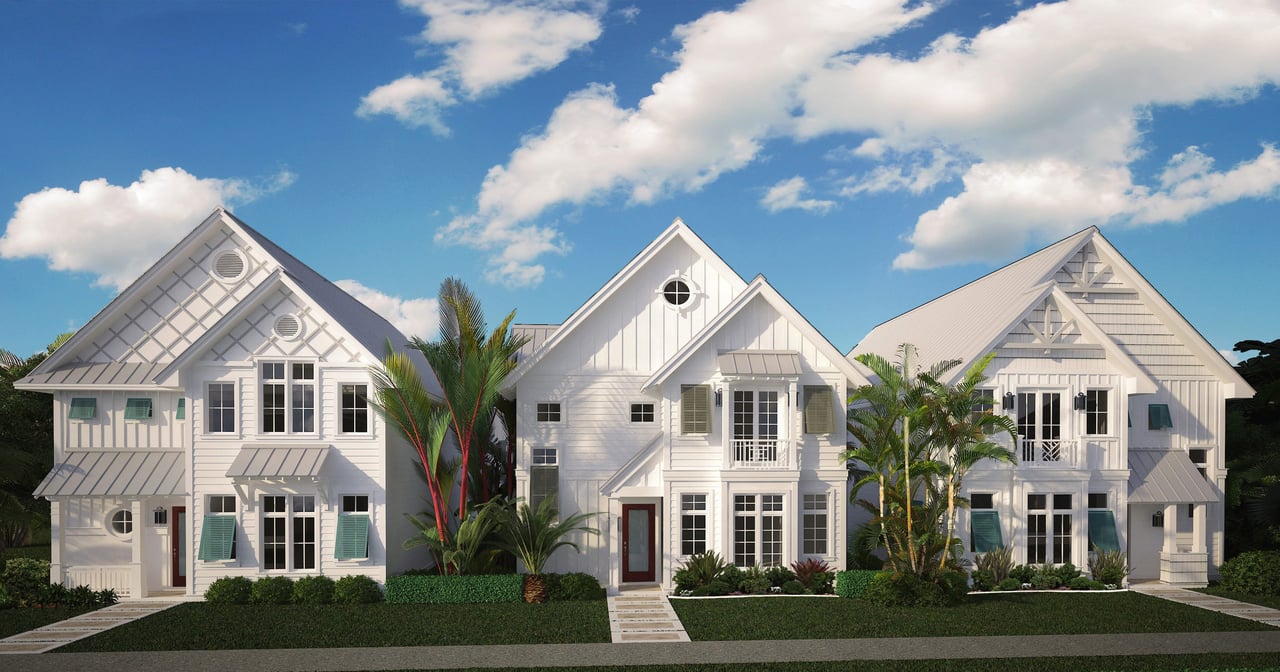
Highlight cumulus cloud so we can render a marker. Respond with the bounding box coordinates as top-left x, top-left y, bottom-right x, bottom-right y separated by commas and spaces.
334, 279, 440, 339
0, 167, 295, 290
358, 0, 605, 132
761, 177, 835, 214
